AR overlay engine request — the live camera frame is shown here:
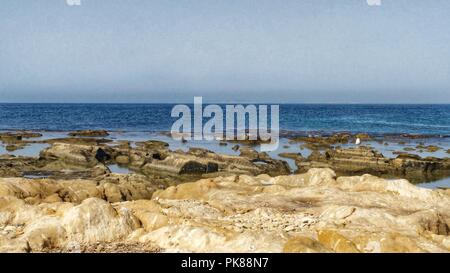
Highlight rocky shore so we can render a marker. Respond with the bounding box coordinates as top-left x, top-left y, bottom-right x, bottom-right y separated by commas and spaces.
295, 146, 450, 183
0, 130, 449, 252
